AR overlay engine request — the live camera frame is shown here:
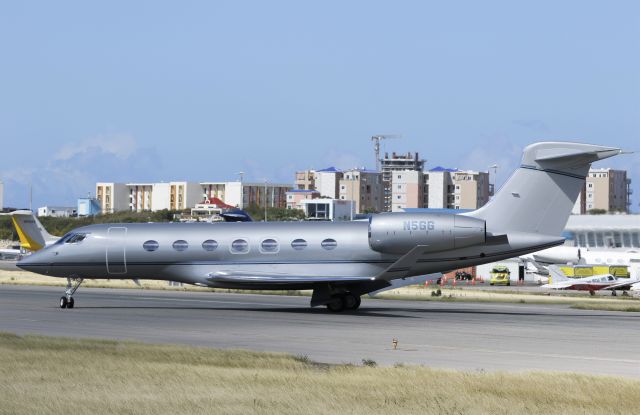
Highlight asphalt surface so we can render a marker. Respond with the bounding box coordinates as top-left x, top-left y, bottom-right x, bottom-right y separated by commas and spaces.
1, 285, 639, 378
